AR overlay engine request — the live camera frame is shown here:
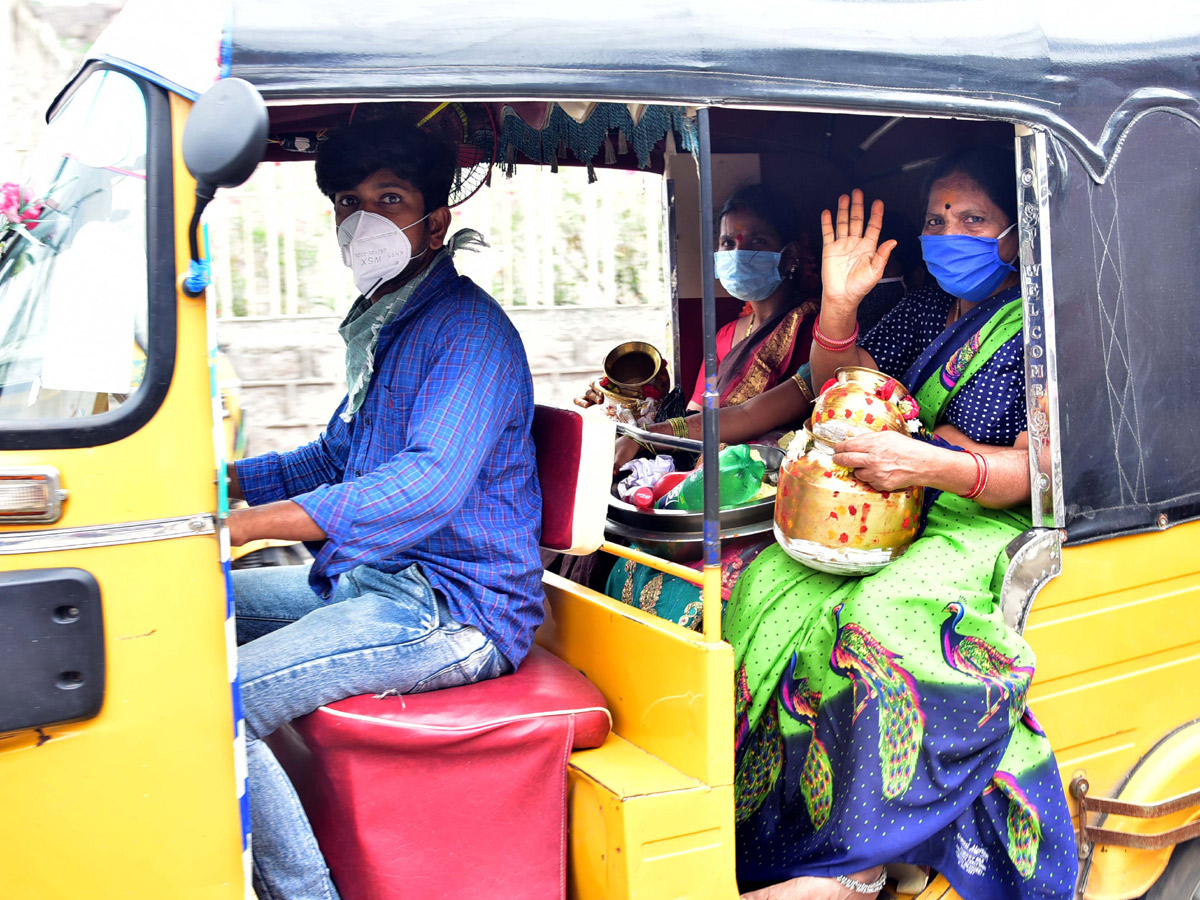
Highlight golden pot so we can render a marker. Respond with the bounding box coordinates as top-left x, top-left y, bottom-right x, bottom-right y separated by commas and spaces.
811, 367, 910, 444
600, 341, 671, 409
773, 421, 924, 575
